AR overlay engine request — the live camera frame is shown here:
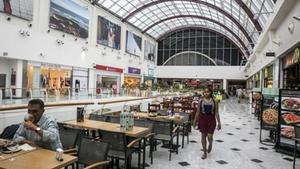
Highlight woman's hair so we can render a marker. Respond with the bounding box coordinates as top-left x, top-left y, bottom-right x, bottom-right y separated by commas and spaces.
204, 88, 214, 98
